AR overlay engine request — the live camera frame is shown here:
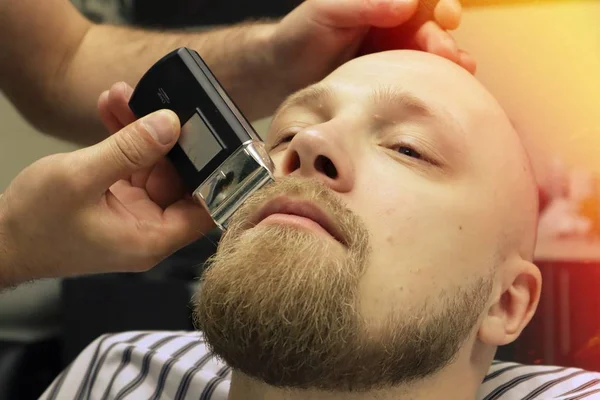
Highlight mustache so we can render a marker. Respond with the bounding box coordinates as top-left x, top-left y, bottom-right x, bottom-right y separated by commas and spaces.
224, 176, 370, 253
